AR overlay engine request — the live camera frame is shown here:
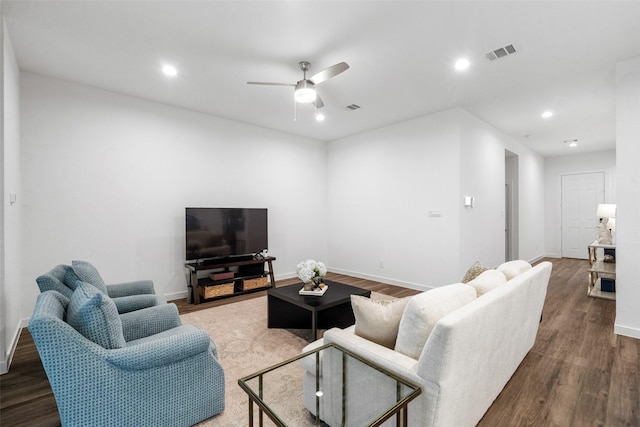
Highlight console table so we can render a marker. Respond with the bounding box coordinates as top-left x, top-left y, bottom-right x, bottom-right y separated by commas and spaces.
186, 256, 276, 304
587, 241, 615, 300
